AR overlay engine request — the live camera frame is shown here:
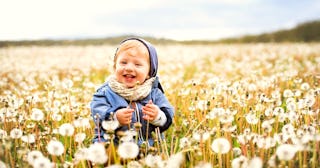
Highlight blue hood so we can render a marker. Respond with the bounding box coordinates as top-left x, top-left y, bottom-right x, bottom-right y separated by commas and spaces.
117, 37, 164, 92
